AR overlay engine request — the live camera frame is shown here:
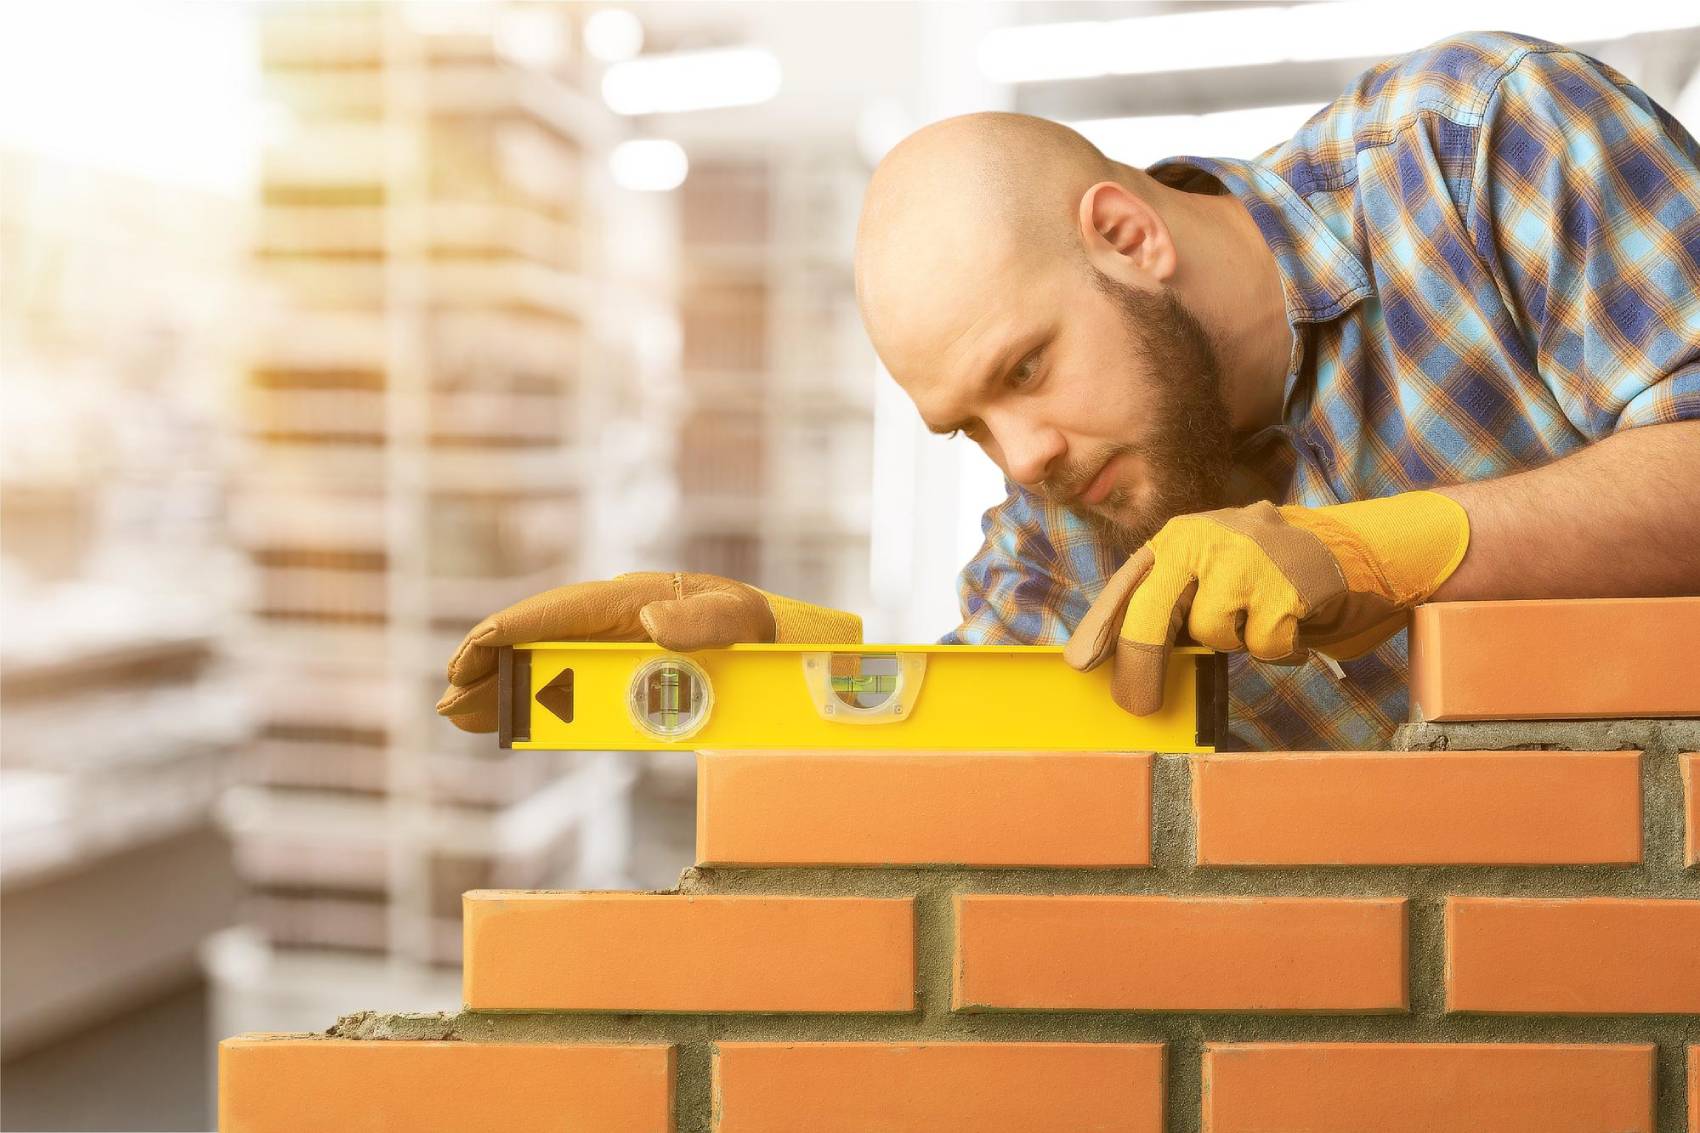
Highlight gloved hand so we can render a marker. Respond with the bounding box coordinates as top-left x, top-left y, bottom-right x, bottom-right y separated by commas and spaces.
1063, 490, 1469, 715
436, 571, 862, 732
